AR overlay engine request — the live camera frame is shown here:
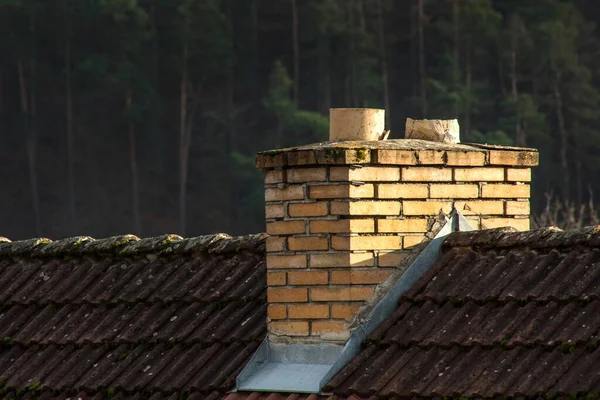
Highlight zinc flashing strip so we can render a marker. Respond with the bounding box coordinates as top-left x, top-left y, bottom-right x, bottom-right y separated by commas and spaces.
234, 210, 474, 394
235, 341, 344, 393
319, 209, 474, 389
